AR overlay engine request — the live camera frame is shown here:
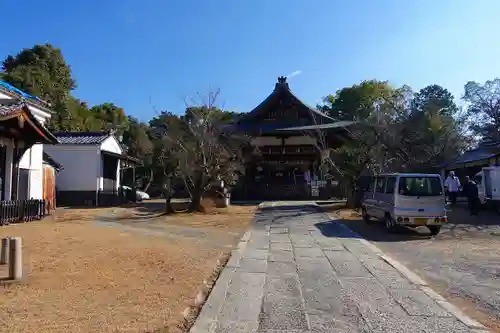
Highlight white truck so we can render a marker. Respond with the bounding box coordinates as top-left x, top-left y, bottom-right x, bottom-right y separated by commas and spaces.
475, 166, 500, 214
